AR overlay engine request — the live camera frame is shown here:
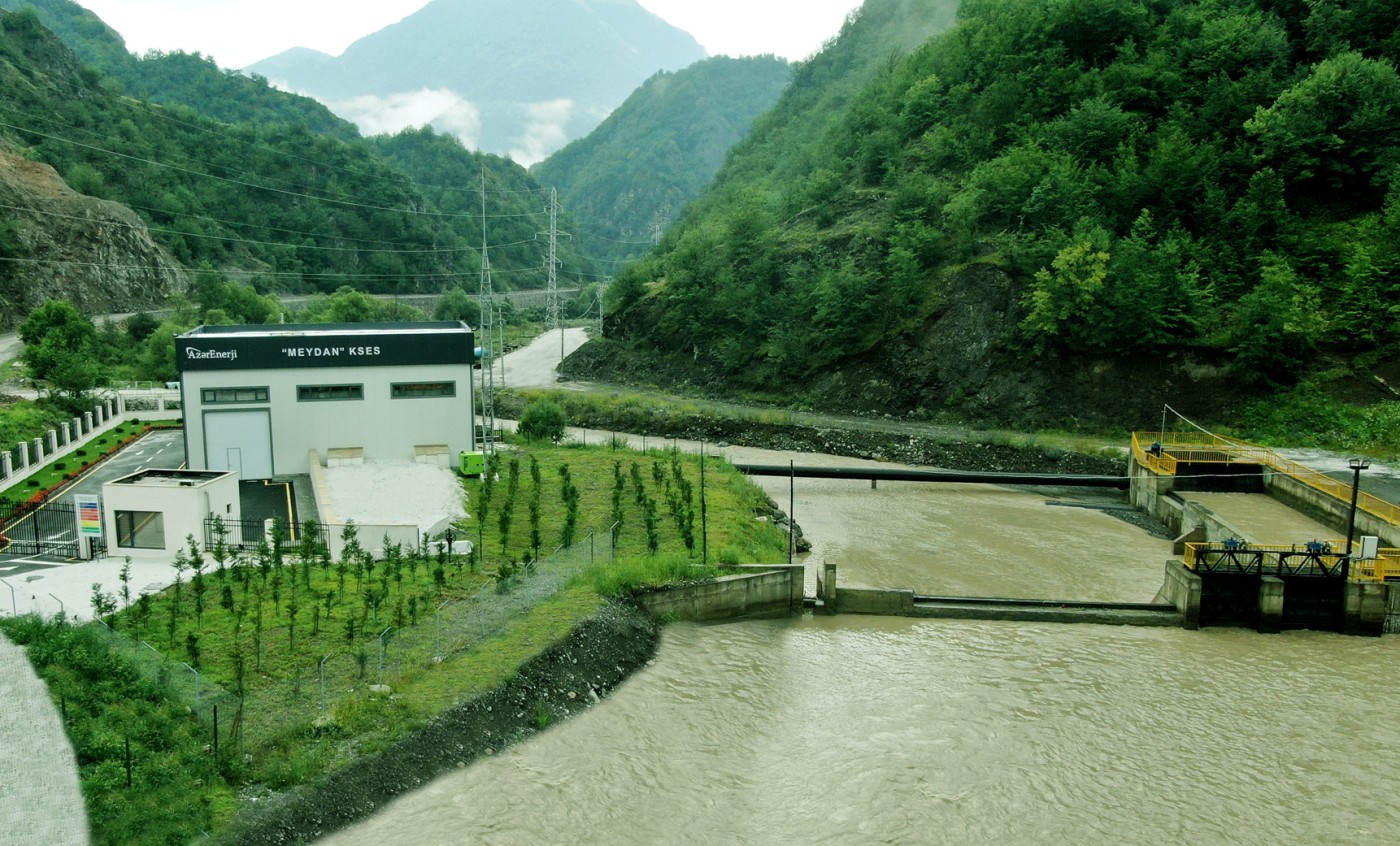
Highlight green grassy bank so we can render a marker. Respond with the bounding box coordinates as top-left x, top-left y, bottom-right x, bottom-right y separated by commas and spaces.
4, 436, 791, 845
